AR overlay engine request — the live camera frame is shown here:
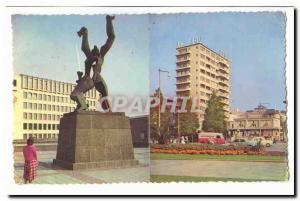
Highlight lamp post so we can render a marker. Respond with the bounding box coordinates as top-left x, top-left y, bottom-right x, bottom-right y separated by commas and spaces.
158, 68, 170, 140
